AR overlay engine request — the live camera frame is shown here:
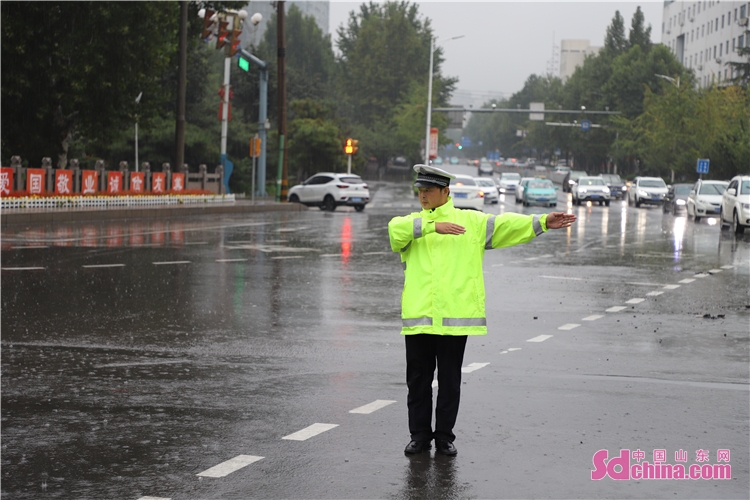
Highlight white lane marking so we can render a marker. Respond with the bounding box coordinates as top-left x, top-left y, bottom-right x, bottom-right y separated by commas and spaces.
663, 284, 680, 290
362, 252, 390, 255
582, 315, 604, 321
646, 291, 664, 297
138, 497, 171, 500
491, 264, 504, 267
349, 400, 397, 414
625, 282, 668, 287
462, 362, 490, 373
82, 264, 125, 269
14, 245, 49, 250
432, 380, 438, 388
507, 348, 522, 352
382, 203, 393, 207
694, 273, 710, 278
527, 335, 553, 343
270, 256, 303, 260
1, 267, 46, 271
721, 265, 734, 269
708, 269, 722, 273
216, 259, 249, 263
606, 306, 628, 313
558, 323, 580, 330
679, 278, 695, 284
539, 254, 553, 258
184, 241, 209, 245
153, 261, 191, 265
540, 275, 583, 280
319, 254, 339, 257
524, 256, 539, 261
626, 298, 645, 304
196, 455, 264, 478
282, 423, 338, 441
